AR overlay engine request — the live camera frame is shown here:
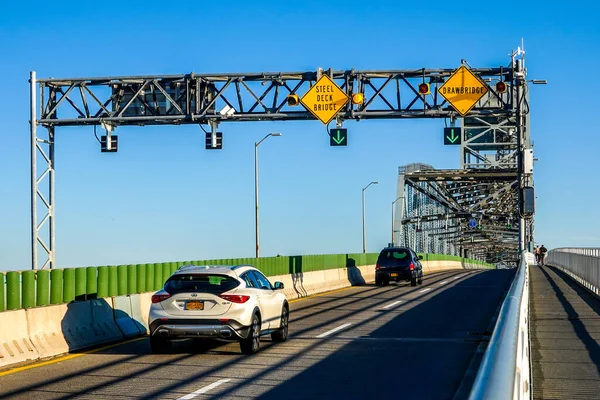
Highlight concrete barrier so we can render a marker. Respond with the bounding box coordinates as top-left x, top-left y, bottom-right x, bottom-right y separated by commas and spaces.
27, 299, 123, 359
138, 293, 153, 332
0, 259, 492, 370
0, 310, 38, 368
131, 294, 149, 334
90, 299, 125, 344
112, 296, 143, 338
27, 304, 70, 358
